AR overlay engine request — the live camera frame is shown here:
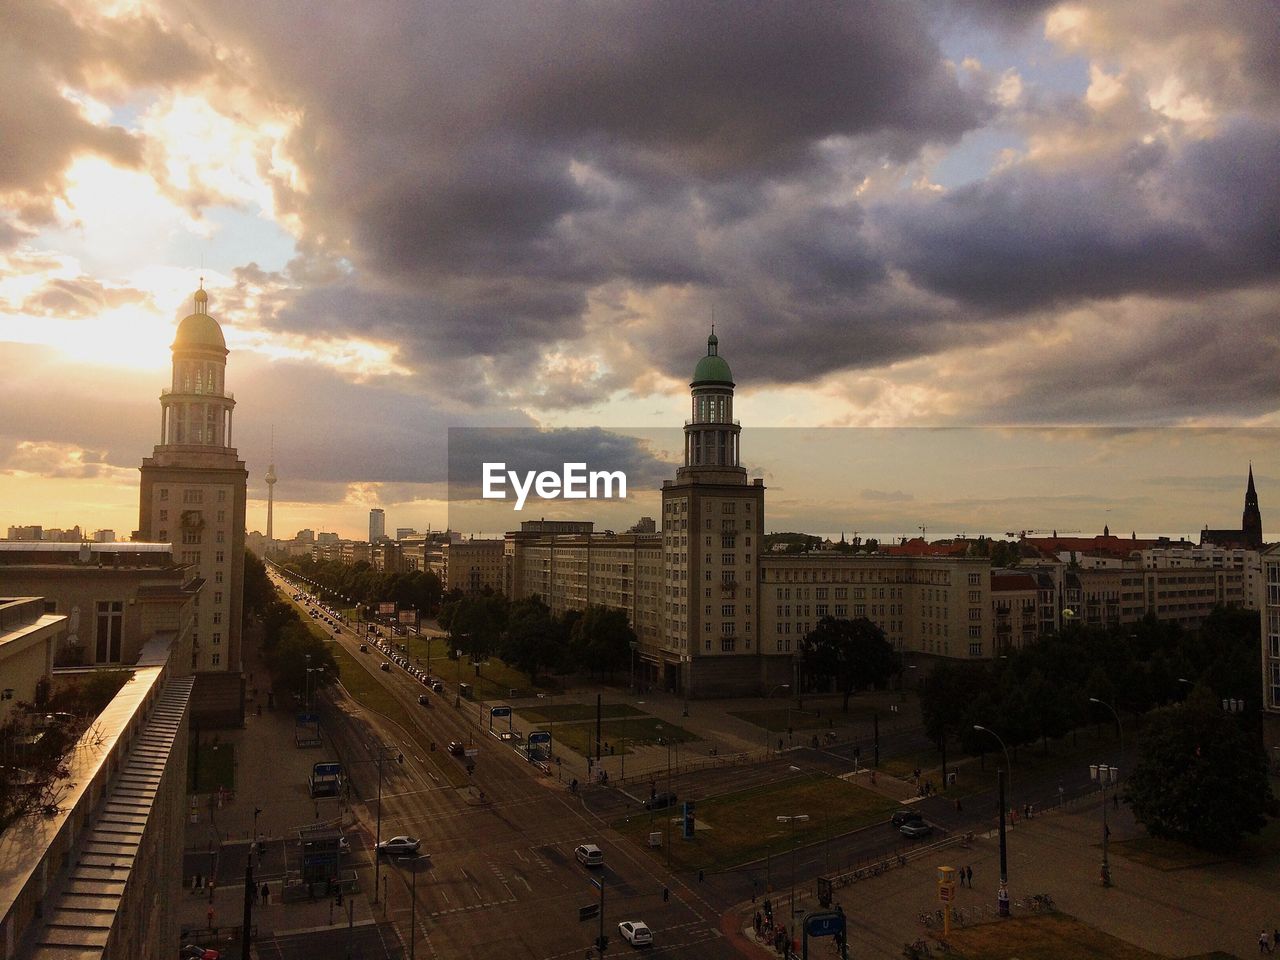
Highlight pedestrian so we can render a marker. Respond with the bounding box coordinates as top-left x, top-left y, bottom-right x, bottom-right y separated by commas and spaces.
963, 865, 971, 888
207, 906, 214, 929
966, 865, 973, 887
1260, 930, 1270, 954
754, 911, 762, 934
260, 882, 269, 905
